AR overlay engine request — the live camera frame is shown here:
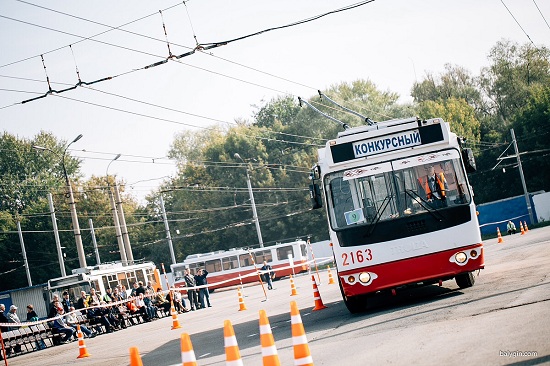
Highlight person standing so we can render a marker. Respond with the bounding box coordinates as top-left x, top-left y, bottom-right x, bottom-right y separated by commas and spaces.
184, 269, 199, 311
194, 269, 211, 308
260, 261, 274, 290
